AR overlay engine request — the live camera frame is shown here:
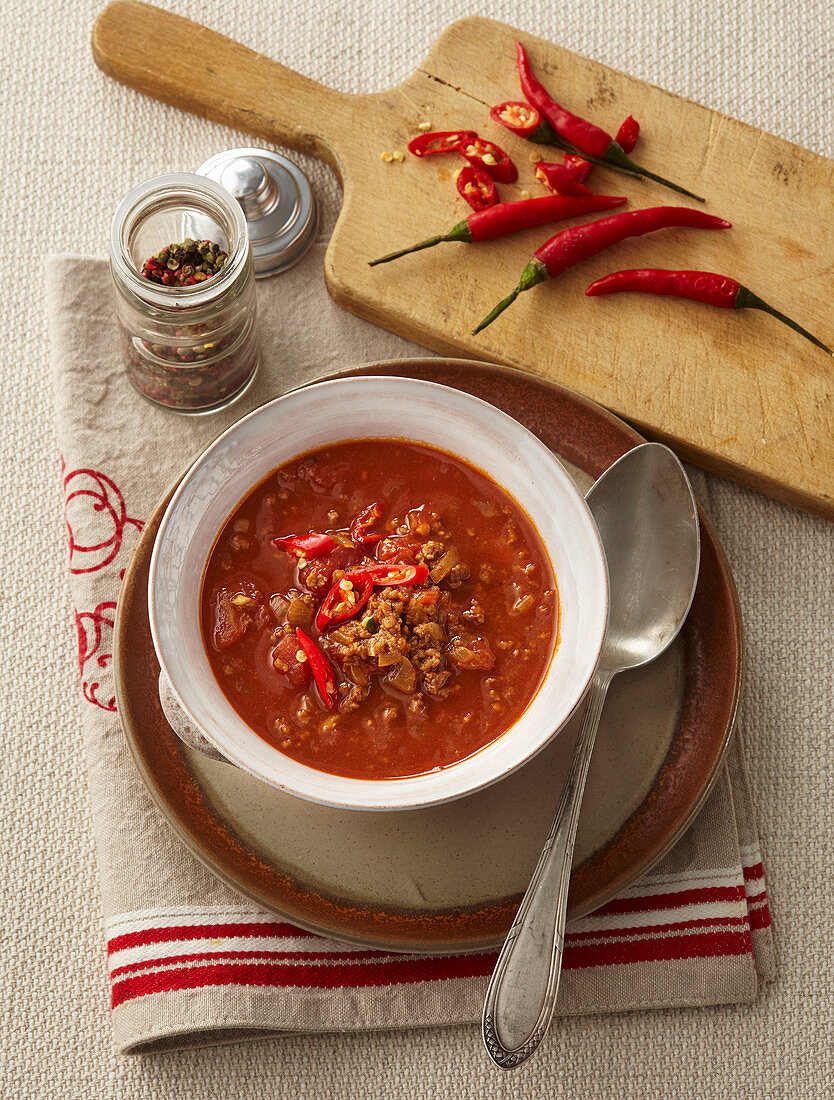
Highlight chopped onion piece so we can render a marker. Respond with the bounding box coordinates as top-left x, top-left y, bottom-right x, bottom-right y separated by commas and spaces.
448, 645, 475, 665
448, 635, 495, 670
386, 657, 417, 693
287, 598, 312, 628
375, 650, 400, 668
429, 547, 460, 582
269, 594, 289, 620
421, 621, 446, 642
